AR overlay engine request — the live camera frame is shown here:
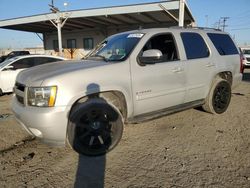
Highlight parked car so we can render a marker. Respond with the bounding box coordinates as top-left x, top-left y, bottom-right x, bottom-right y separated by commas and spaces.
0, 55, 66, 95
239, 48, 247, 72
12, 28, 242, 156
241, 48, 250, 68
0, 51, 30, 63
